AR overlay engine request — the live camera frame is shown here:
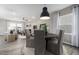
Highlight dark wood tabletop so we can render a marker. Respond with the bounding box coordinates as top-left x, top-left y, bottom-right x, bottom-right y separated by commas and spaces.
45, 33, 58, 50
31, 33, 57, 40
45, 33, 58, 39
